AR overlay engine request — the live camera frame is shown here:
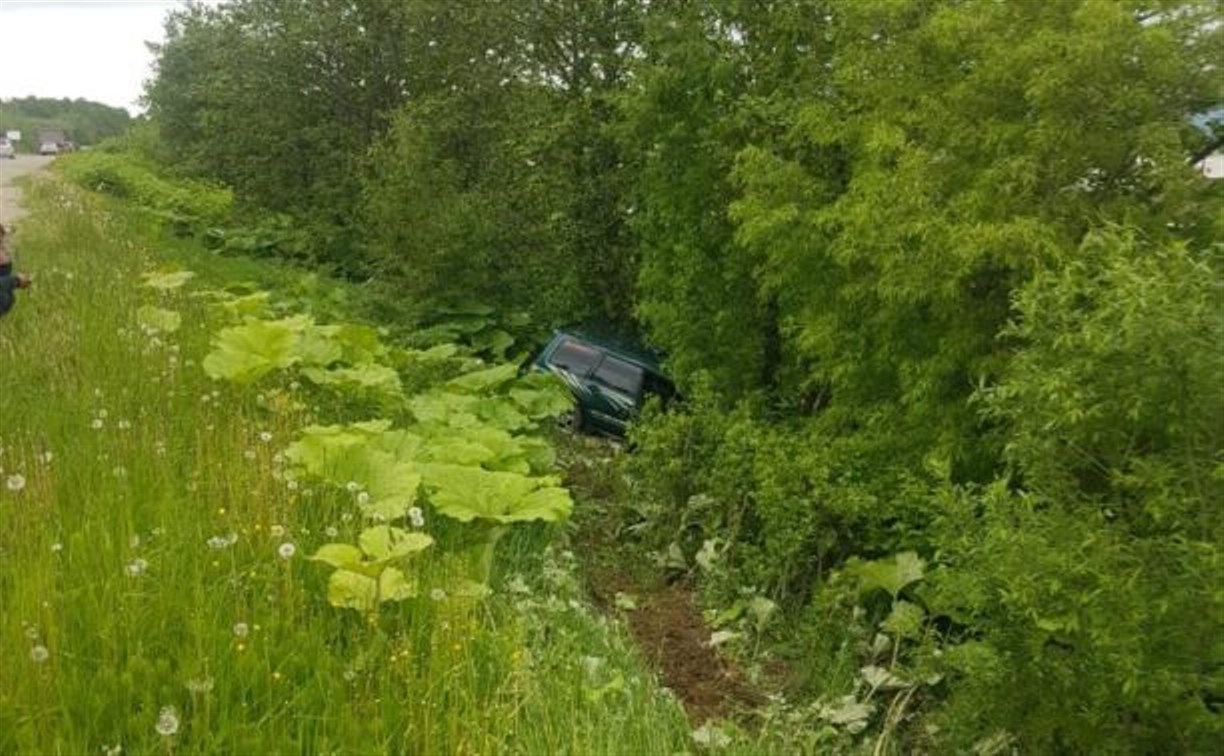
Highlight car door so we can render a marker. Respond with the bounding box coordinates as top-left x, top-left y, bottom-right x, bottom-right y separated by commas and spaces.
585, 354, 645, 433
